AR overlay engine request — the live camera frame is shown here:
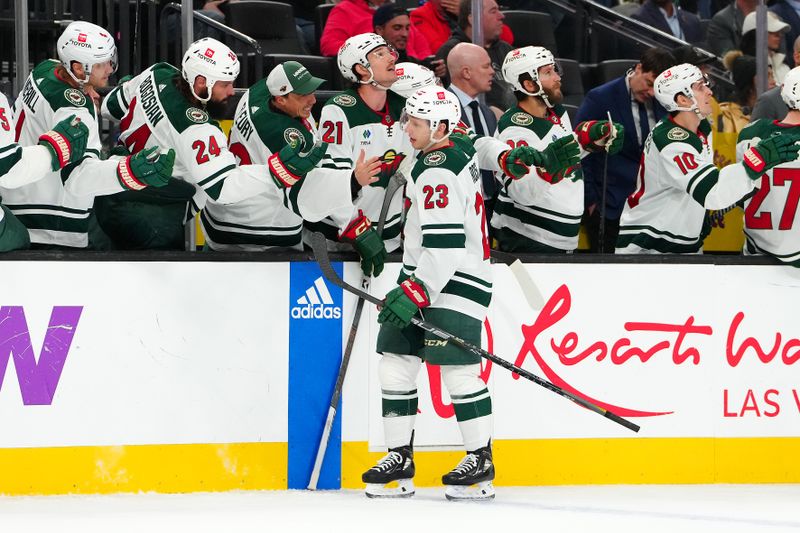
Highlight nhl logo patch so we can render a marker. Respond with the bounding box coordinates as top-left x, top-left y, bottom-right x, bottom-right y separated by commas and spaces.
64, 88, 86, 107
333, 94, 356, 107
186, 107, 209, 123
423, 151, 446, 166
283, 127, 304, 148
511, 112, 533, 126
667, 127, 689, 141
